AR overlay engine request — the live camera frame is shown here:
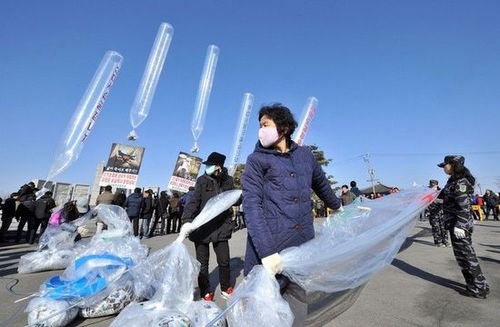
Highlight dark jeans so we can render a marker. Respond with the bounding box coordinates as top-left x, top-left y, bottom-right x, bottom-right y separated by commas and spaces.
170, 212, 181, 233
129, 216, 139, 236
484, 206, 499, 220
0, 216, 14, 241
29, 218, 49, 243
149, 214, 166, 236
16, 215, 35, 242
195, 241, 231, 296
